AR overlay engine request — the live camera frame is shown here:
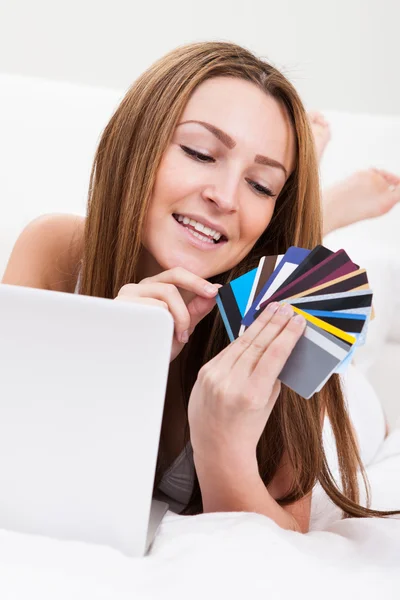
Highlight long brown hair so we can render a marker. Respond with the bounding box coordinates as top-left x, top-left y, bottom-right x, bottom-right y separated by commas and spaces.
79, 41, 399, 520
